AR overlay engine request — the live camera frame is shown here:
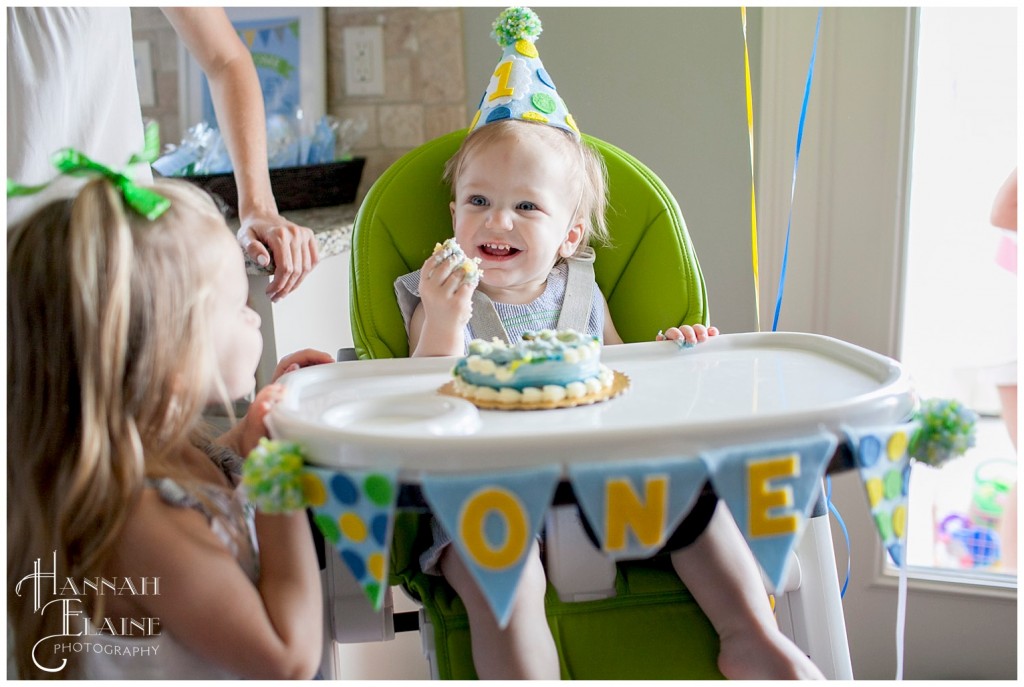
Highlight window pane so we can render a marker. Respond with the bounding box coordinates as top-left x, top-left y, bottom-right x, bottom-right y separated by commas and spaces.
901, 7, 1017, 578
